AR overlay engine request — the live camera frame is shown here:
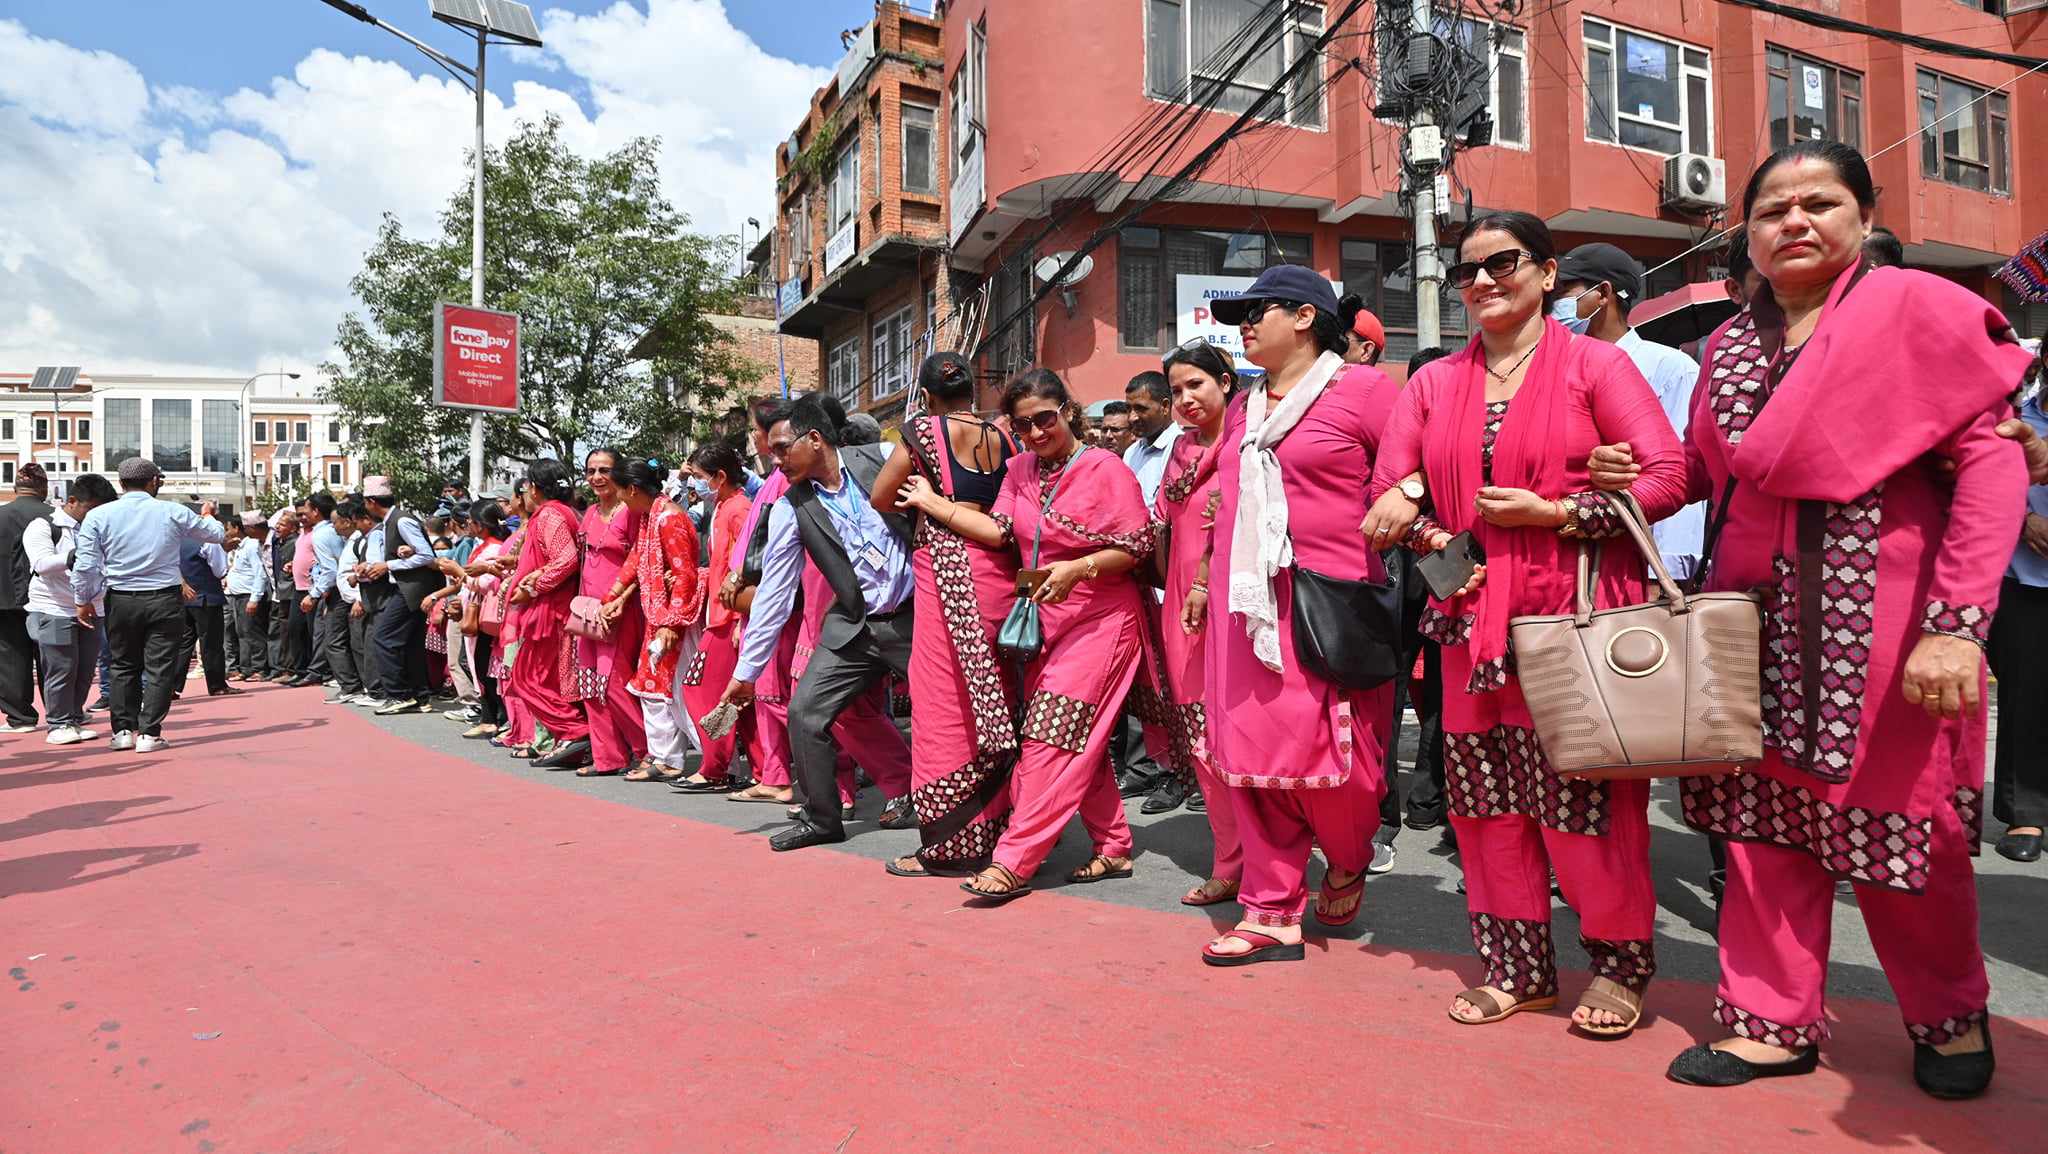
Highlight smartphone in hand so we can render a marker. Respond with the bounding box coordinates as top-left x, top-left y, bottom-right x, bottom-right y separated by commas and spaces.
1416, 531, 1486, 600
